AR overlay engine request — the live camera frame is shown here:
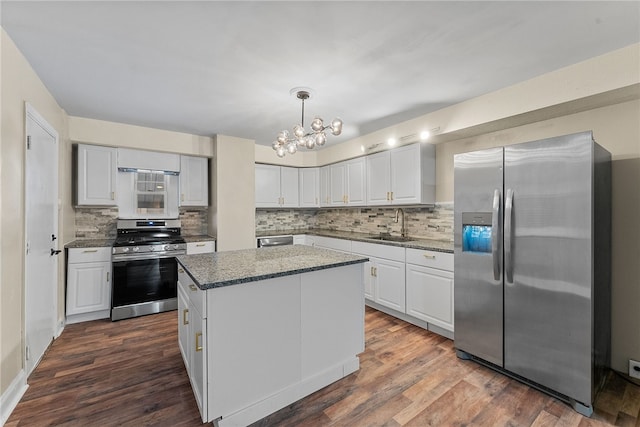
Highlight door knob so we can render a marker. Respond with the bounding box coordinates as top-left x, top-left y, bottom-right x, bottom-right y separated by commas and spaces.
50, 249, 62, 256
51, 234, 57, 241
